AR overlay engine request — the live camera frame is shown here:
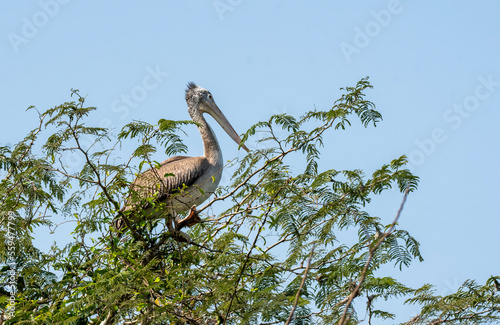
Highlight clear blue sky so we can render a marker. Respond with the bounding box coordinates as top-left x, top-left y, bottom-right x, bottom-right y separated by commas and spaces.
2, 1, 500, 323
